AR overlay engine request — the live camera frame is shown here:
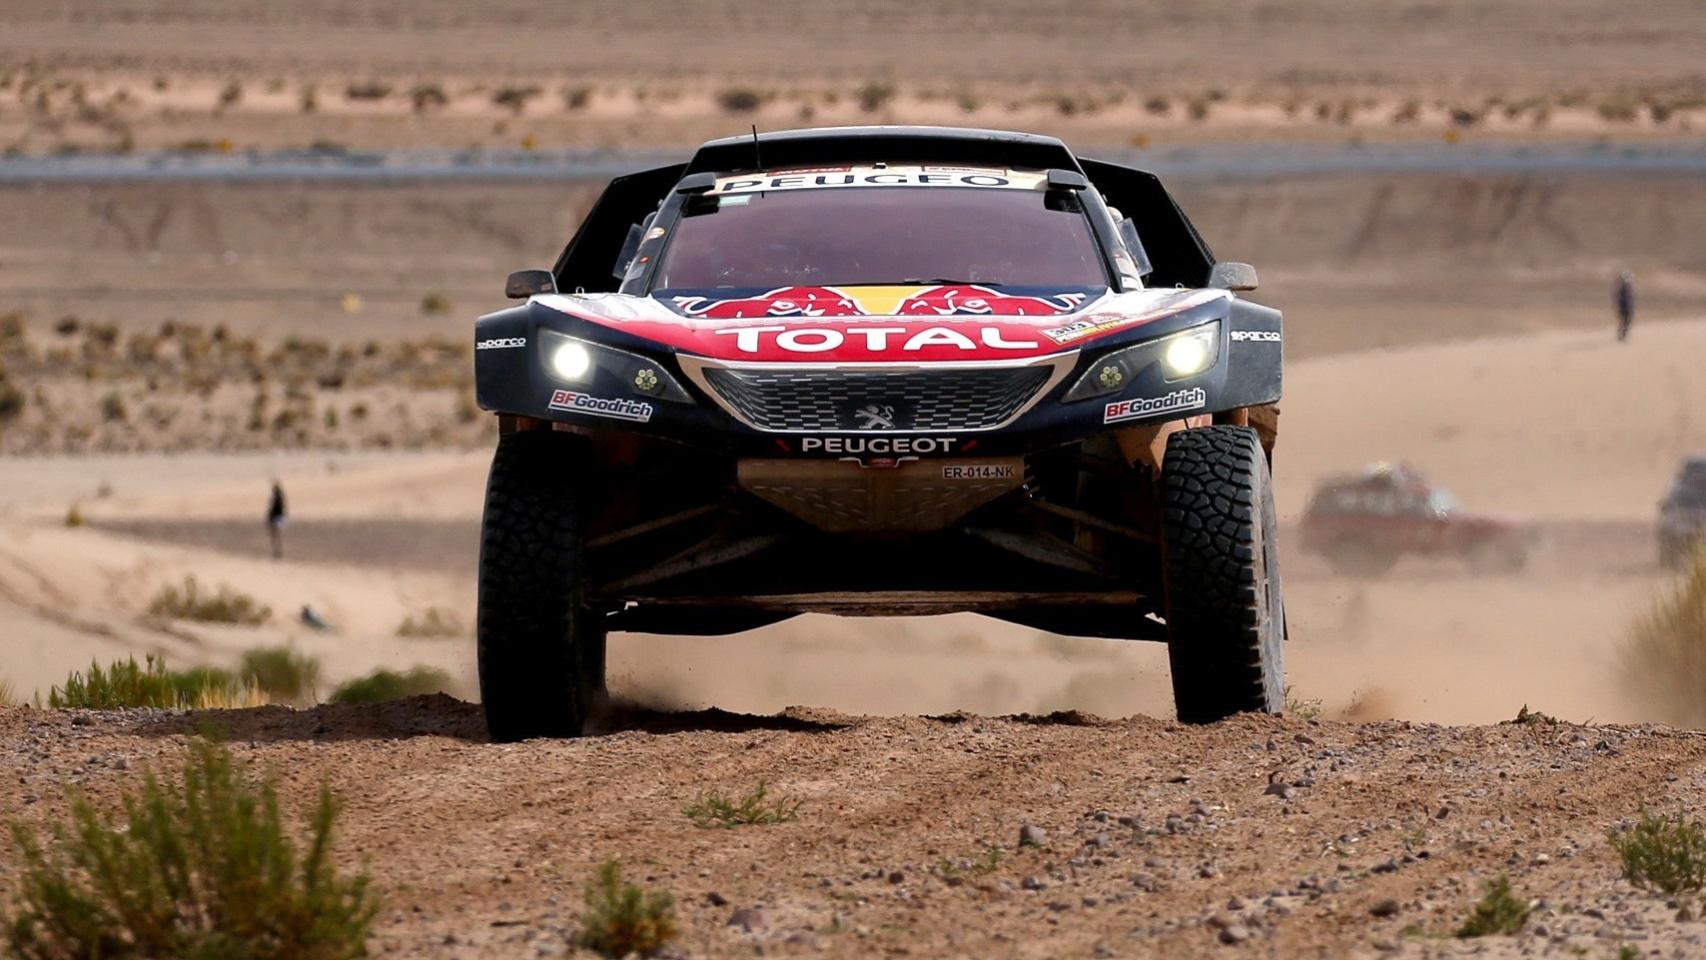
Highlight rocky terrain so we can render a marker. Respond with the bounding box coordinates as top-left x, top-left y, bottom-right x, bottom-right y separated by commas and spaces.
3, 699, 1703, 958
